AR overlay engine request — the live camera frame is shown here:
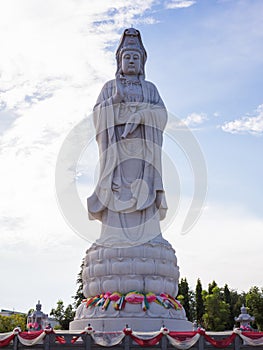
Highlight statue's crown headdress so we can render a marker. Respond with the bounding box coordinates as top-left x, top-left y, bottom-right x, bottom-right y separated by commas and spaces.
115, 28, 147, 78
